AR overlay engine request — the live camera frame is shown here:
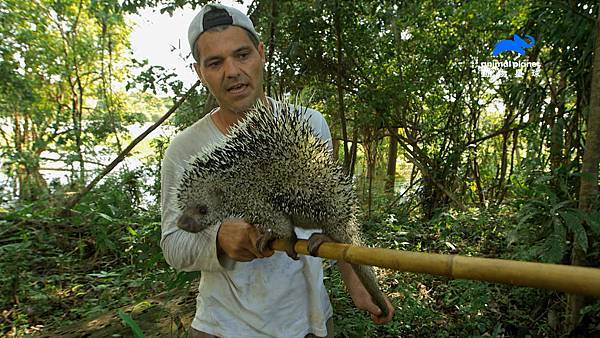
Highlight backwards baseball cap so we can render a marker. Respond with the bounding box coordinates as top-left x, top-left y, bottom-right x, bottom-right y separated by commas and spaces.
188, 3, 260, 62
